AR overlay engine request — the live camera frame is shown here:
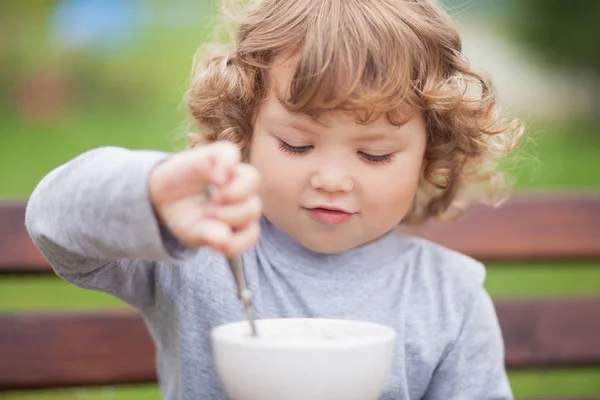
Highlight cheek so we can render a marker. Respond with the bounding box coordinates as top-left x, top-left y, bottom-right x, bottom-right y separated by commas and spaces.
361, 158, 423, 214
249, 135, 302, 203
